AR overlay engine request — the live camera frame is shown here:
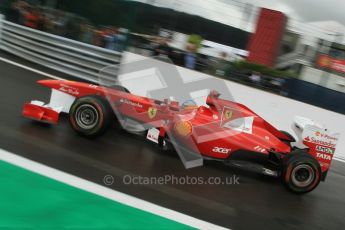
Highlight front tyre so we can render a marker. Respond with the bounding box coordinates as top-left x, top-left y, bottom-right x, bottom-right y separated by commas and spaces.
69, 96, 112, 137
282, 151, 321, 194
